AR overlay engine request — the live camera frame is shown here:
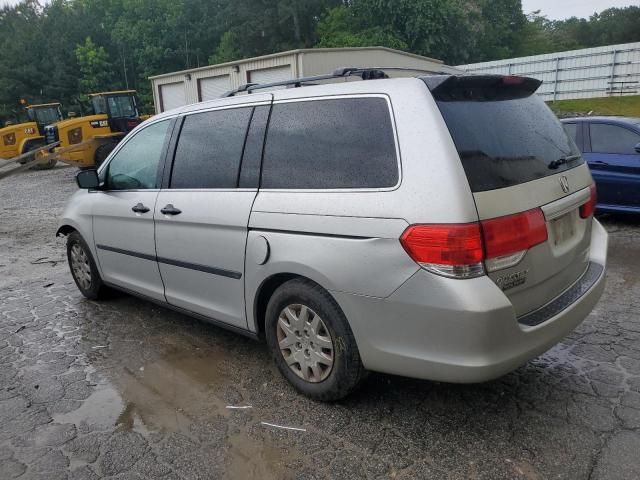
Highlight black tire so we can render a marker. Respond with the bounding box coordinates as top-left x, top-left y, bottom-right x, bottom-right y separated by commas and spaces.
66, 231, 109, 300
20, 140, 42, 166
94, 141, 118, 168
31, 157, 57, 170
265, 278, 366, 401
